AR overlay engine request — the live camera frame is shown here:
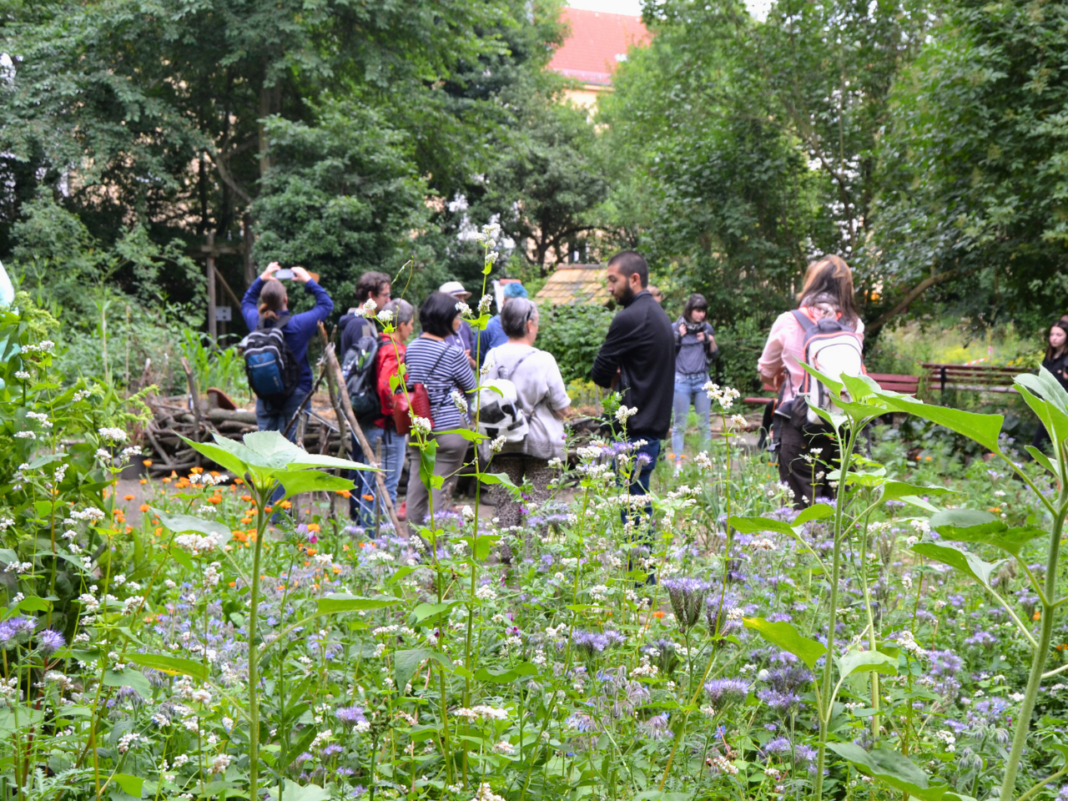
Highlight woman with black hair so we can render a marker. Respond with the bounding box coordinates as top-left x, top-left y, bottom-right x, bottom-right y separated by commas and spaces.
670, 293, 718, 474
1032, 321, 1068, 452
402, 291, 477, 528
